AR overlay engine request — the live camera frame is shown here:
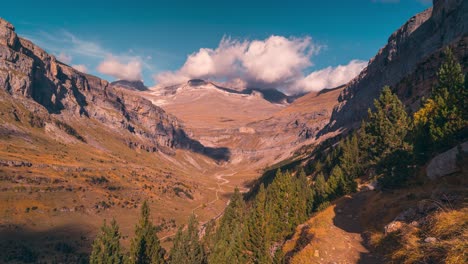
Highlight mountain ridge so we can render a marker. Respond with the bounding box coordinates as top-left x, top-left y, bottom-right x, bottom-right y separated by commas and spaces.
0, 0, 467, 262
324, 0, 468, 133
153, 78, 298, 105
0, 18, 225, 158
